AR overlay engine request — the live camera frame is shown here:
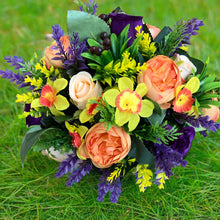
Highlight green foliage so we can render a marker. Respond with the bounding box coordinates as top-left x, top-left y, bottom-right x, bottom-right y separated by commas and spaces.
90, 98, 116, 130
82, 25, 143, 85
33, 127, 72, 153
156, 23, 188, 56
67, 10, 110, 42
134, 121, 182, 145
128, 136, 155, 165
20, 125, 45, 165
